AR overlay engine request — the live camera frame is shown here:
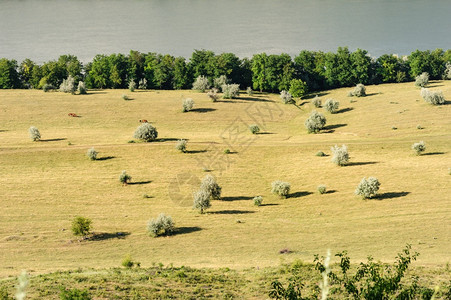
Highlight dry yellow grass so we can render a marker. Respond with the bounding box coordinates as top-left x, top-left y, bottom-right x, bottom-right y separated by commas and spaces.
0, 82, 450, 278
